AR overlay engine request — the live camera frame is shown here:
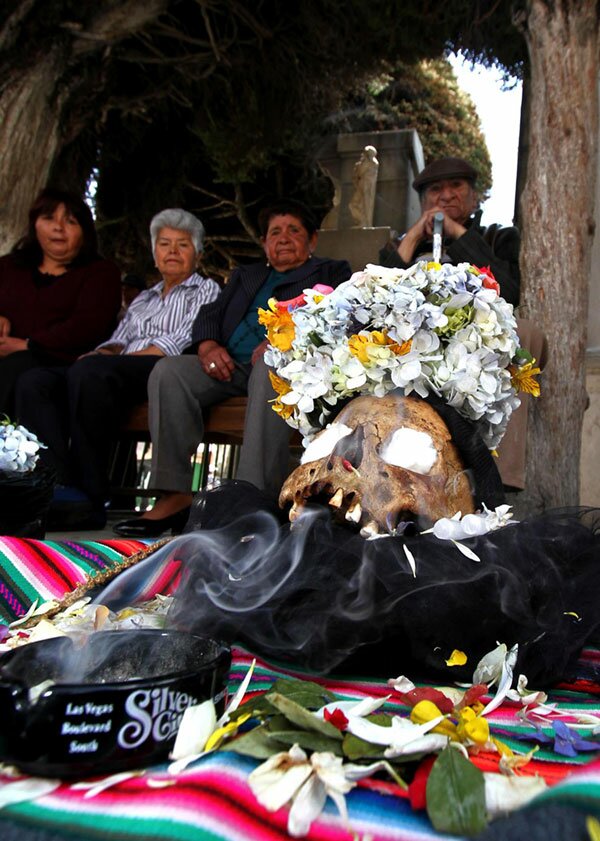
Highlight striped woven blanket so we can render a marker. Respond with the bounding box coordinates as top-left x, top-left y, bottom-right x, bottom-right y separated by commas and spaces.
0, 537, 157, 623
0, 647, 599, 840
0, 538, 598, 840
